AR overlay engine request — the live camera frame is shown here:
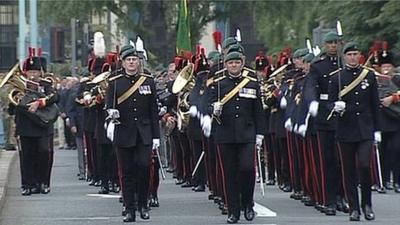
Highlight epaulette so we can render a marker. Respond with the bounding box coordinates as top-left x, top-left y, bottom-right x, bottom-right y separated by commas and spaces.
361, 65, 374, 71
214, 68, 227, 75
329, 68, 342, 76
140, 72, 154, 78
108, 73, 124, 82
243, 67, 256, 74
242, 72, 257, 82
40, 78, 52, 84
213, 75, 226, 83
312, 55, 326, 64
